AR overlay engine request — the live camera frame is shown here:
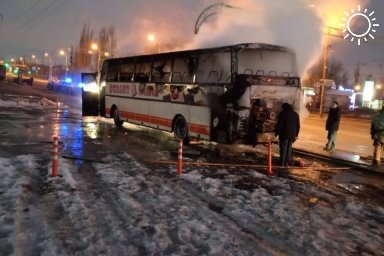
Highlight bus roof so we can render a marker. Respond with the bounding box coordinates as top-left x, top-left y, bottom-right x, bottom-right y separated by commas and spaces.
108, 43, 295, 62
